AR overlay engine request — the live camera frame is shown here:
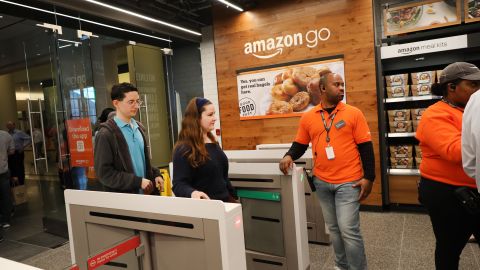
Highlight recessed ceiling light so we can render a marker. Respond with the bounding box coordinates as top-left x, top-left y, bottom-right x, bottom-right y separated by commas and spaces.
0, 0, 172, 42
84, 0, 201, 36
217, 0, 244, 12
